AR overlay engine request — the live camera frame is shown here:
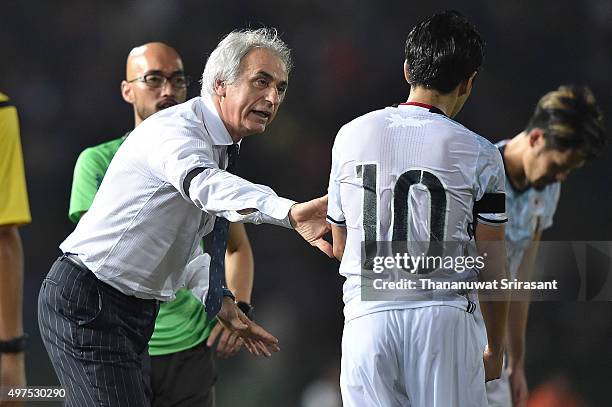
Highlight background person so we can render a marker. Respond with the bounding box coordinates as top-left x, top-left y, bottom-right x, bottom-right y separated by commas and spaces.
483, 85, 607, 407
0, 92, 31, 407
